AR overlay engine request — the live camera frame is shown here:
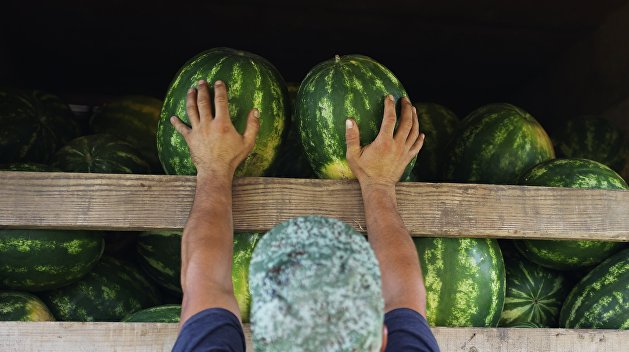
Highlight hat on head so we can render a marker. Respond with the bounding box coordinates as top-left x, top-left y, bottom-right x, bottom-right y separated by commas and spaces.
249, 216, 384, 352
